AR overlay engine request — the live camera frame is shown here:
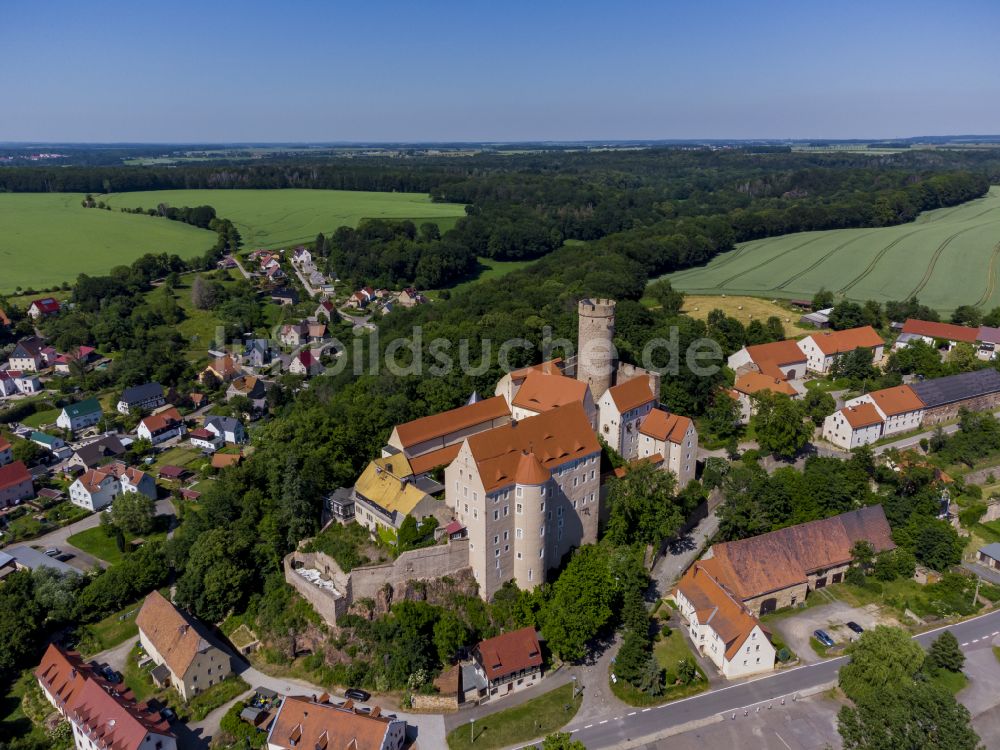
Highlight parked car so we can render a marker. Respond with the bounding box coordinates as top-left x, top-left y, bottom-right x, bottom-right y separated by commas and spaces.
44, 547, 61, 557
160, 707, 176, 722
813, 629, 835, 648
345, 688, 370, 702
846, 621, 864, 635
102, 667, 122, 684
